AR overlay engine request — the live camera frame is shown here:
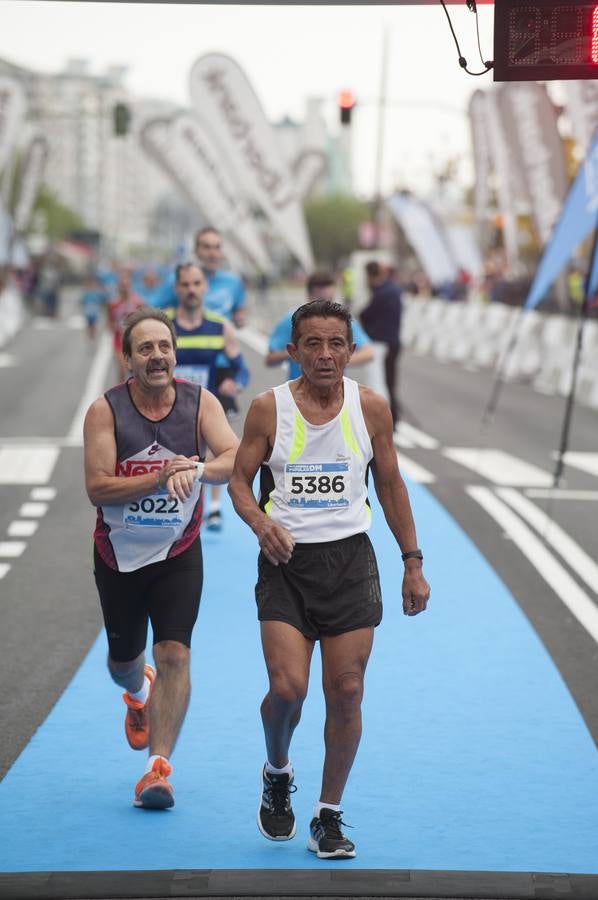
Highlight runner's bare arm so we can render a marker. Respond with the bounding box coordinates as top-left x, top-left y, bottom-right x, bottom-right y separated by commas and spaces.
361, 387, 430, 616
197, 388, 239, 484
83, 398, 198, 506
228, 392, 295, 565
